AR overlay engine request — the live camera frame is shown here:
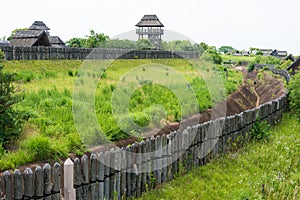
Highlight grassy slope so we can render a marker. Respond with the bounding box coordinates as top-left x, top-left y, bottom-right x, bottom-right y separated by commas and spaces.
138, 114, 300, 200
0, 59, 243, 171
222, 54, 256, 63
